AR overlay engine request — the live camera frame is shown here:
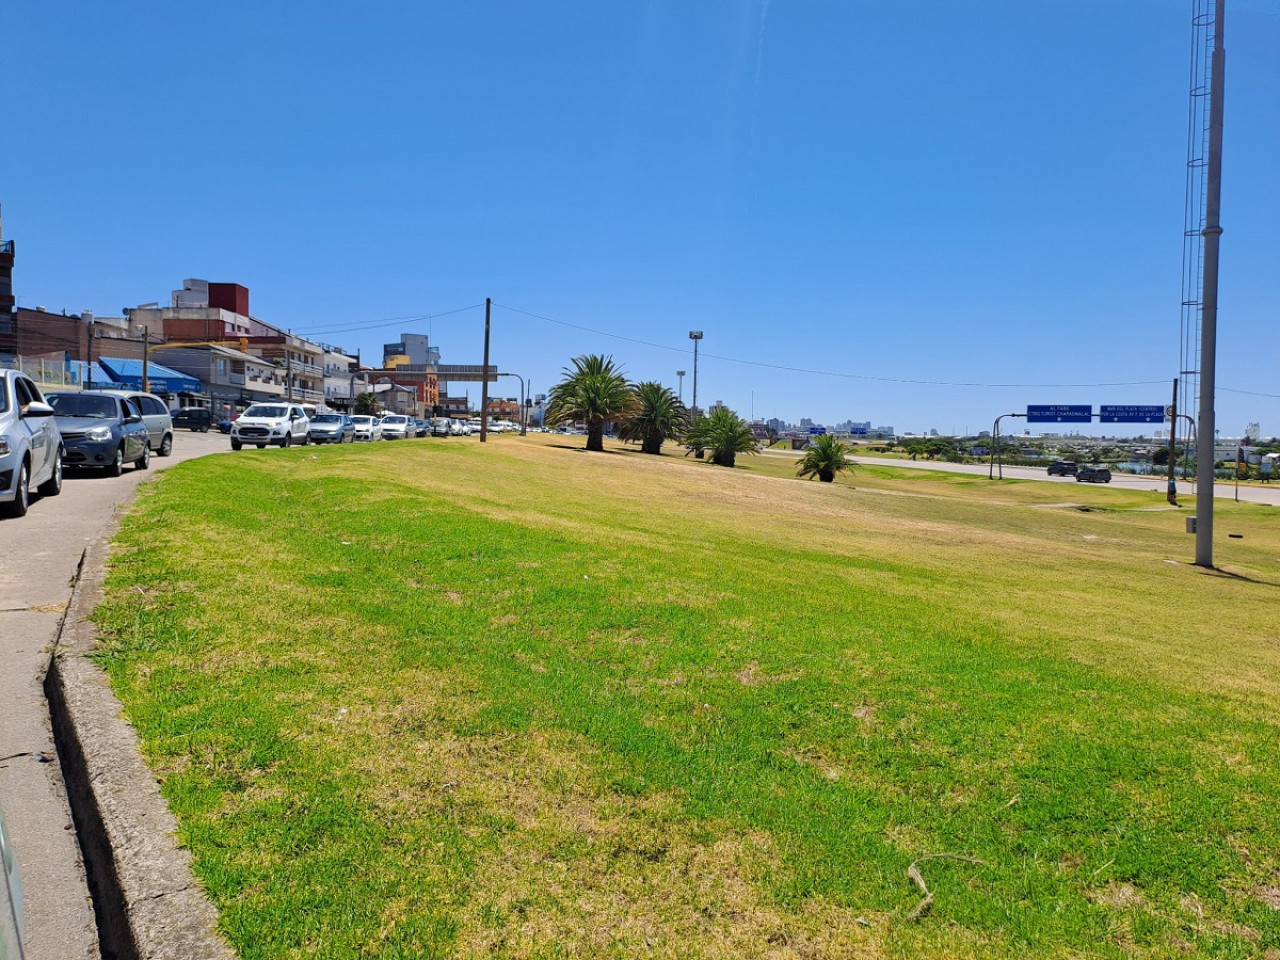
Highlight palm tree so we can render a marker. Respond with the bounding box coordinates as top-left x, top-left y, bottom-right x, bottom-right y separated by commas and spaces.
545, 354, 633, 452
615, 381, 689, 455
685, 407, 759, 468
796, 433, 854, 483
